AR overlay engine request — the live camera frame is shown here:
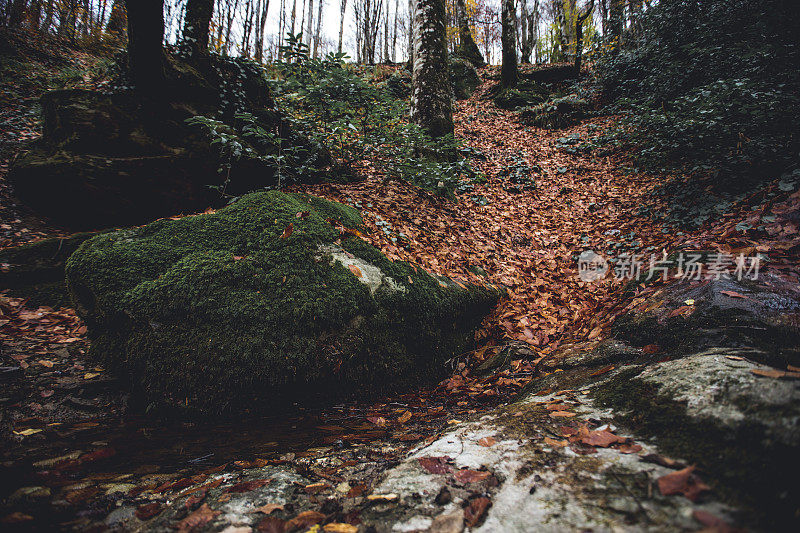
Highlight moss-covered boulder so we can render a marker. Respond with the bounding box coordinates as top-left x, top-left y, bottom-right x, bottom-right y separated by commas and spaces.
0, 232, 104, 307
518, 95, 589, 129
493, 82, 548, 110
449, 58, 480, 100
65, 191, 501, 416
